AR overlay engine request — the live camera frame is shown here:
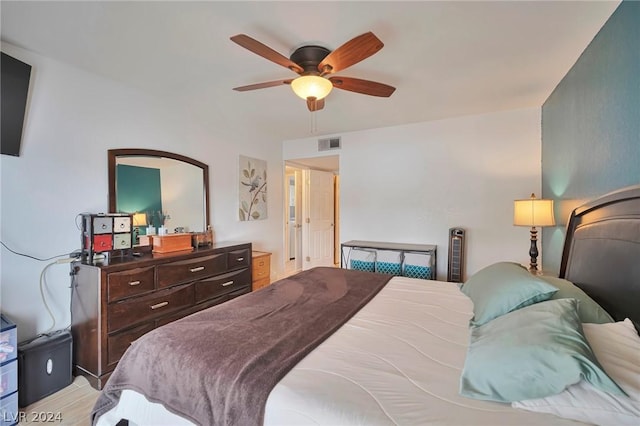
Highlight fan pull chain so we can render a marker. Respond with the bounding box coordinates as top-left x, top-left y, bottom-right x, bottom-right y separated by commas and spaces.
309, 111, 317, 134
